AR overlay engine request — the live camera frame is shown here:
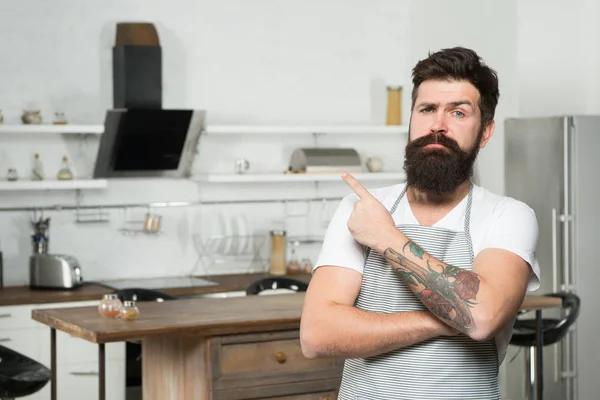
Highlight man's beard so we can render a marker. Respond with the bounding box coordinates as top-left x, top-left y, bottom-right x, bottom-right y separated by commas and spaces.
403, 129, 482, 195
